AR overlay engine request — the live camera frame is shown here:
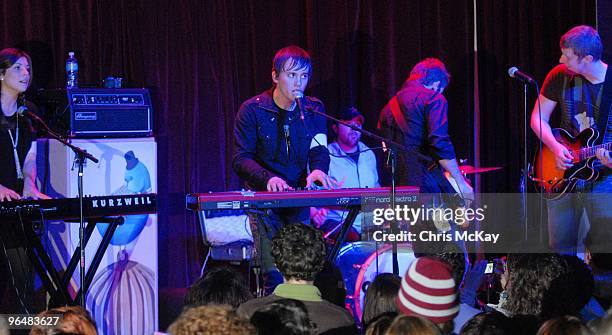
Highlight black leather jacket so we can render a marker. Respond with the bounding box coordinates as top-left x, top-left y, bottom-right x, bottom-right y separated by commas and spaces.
233, 89, 330, 190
